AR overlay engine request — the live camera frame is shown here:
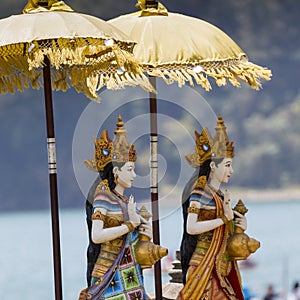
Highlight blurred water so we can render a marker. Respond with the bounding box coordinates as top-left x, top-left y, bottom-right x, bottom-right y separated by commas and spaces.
1, 200, 300, 299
